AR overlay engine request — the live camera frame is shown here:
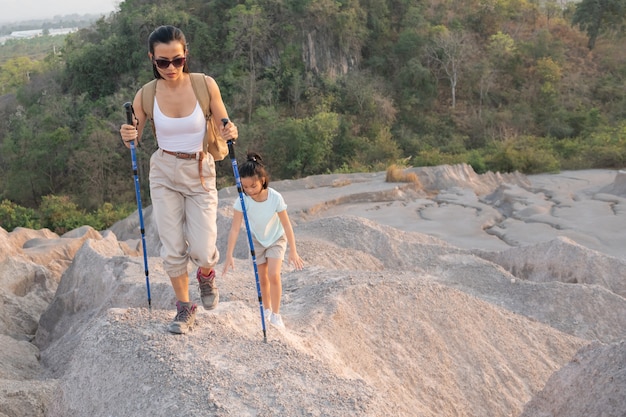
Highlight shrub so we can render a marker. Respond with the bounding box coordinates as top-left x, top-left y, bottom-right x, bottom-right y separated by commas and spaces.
412, 148, 467, 167
38, 195, 87, 235
466, 150, 488, 174
386, 164, 423, 188
0, 200, 41, 231
84, 202, 136, 231
486, 136, 560, 174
